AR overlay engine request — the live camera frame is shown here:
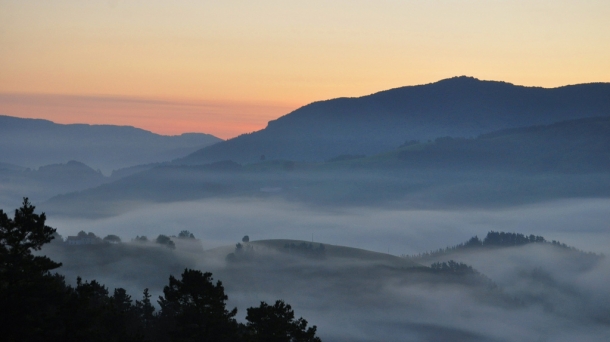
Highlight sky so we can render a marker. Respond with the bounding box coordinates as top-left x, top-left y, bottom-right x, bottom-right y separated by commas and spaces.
1, 0, 609, 139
